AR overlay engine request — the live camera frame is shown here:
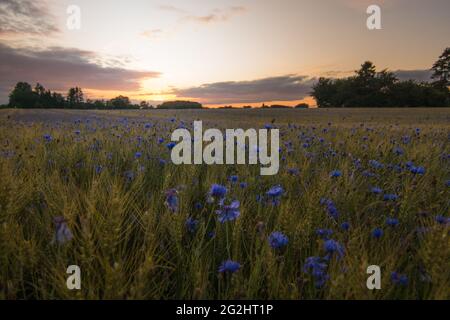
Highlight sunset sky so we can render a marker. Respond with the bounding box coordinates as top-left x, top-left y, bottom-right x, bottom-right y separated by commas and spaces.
0, 0, 449, 106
